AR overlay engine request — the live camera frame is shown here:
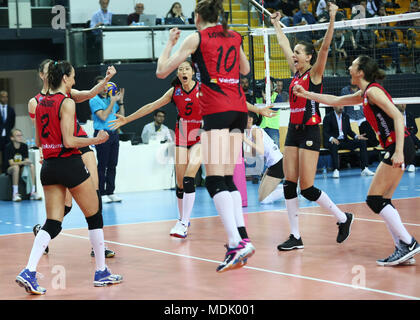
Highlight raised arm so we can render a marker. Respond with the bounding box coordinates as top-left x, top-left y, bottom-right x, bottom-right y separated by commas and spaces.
156, 29, 199, 79
60, 98, 109, 148
108, 88, 174, 130
71, 66, 116, 103
271, 11, 295, 74
310, 3, 338, 83
293, 84, 363, 107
